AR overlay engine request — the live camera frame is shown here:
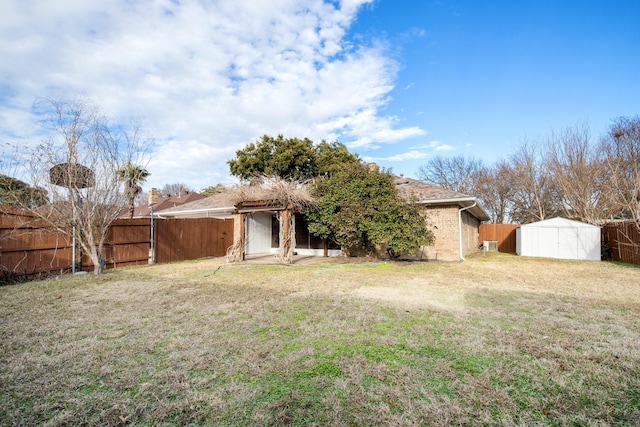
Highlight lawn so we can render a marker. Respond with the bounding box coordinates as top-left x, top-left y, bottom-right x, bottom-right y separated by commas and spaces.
1, 253, 639, 426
